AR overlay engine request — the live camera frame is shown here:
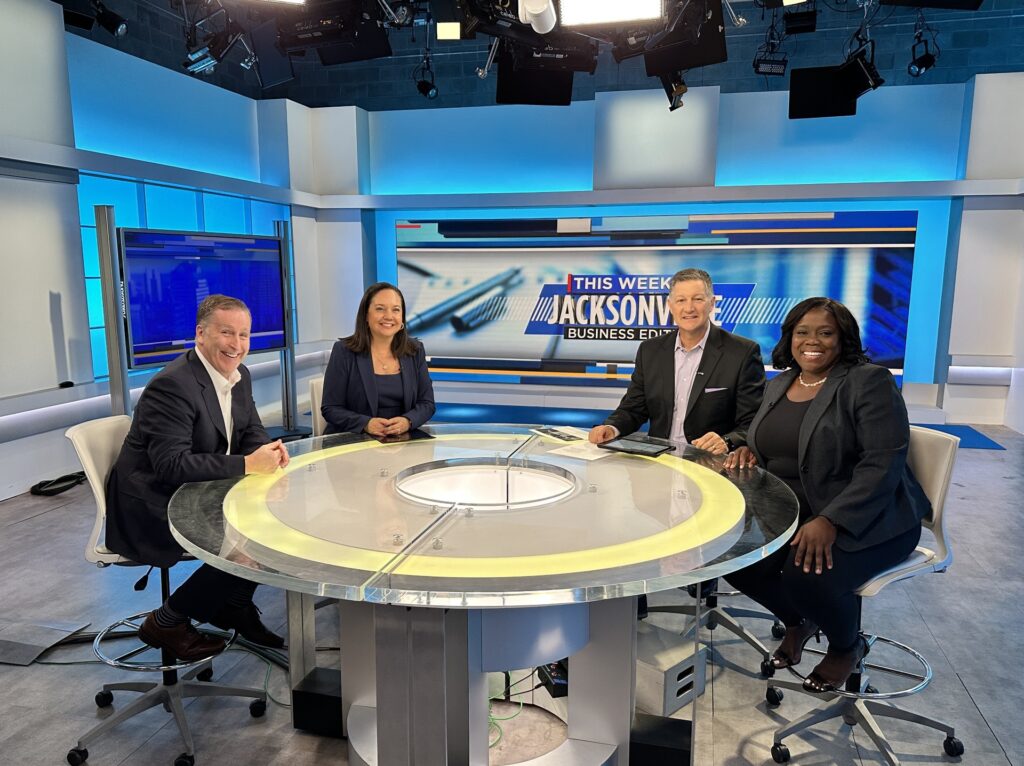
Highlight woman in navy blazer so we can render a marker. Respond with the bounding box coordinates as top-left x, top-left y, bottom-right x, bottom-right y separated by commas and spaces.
723, 298, 930, 694
322, 282, 435, 436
